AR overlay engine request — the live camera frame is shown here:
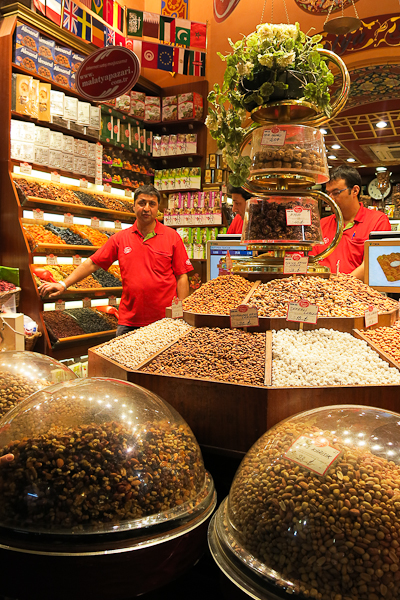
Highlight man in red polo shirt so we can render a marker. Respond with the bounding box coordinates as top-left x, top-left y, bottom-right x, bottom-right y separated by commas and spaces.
309, 165, 391, 280
39, 185, 193, 336
226, 186, 253, 235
